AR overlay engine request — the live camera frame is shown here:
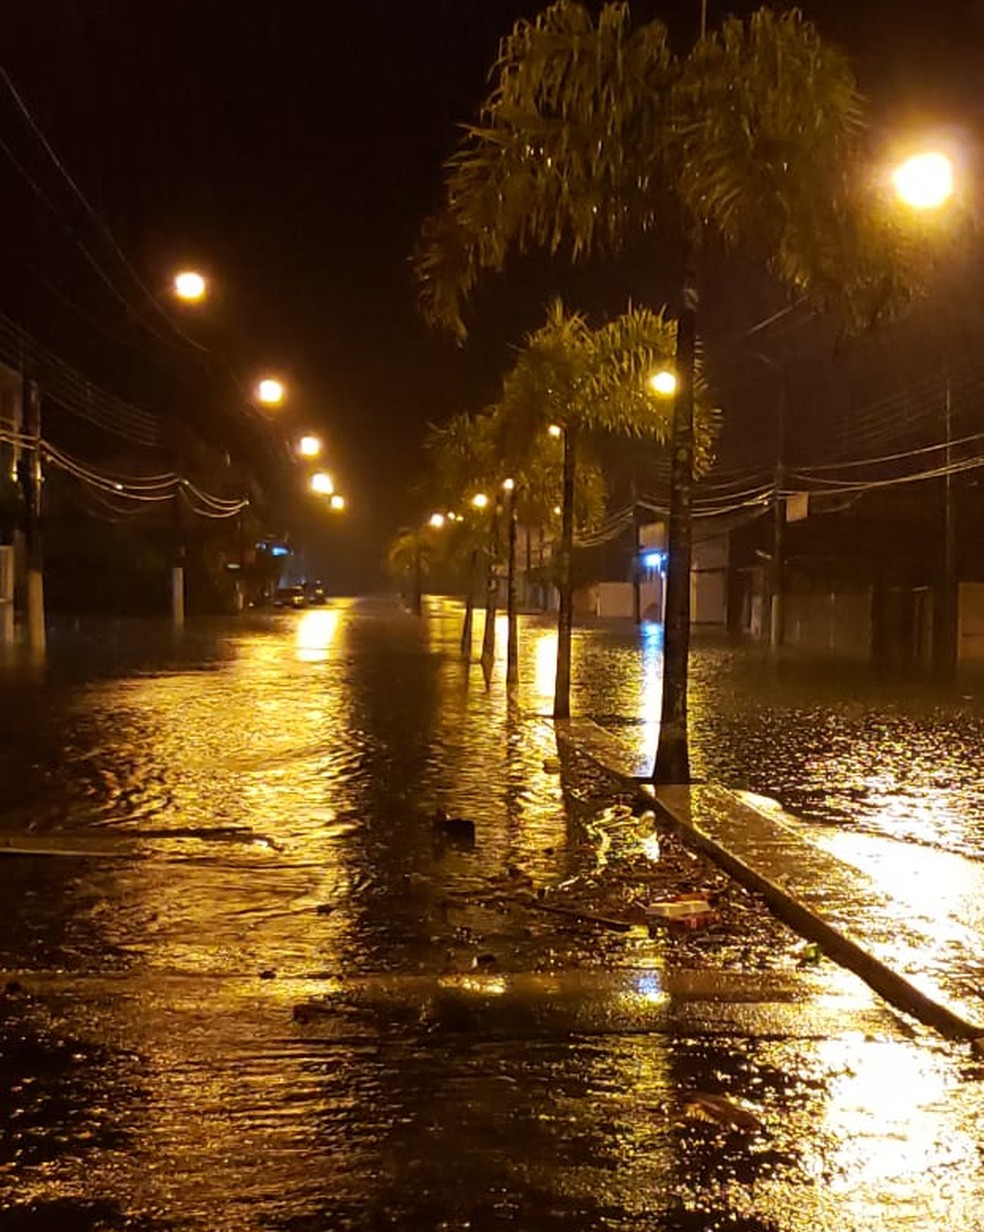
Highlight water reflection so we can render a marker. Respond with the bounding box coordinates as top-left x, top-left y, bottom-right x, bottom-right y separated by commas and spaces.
3, 598, 984, 1228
